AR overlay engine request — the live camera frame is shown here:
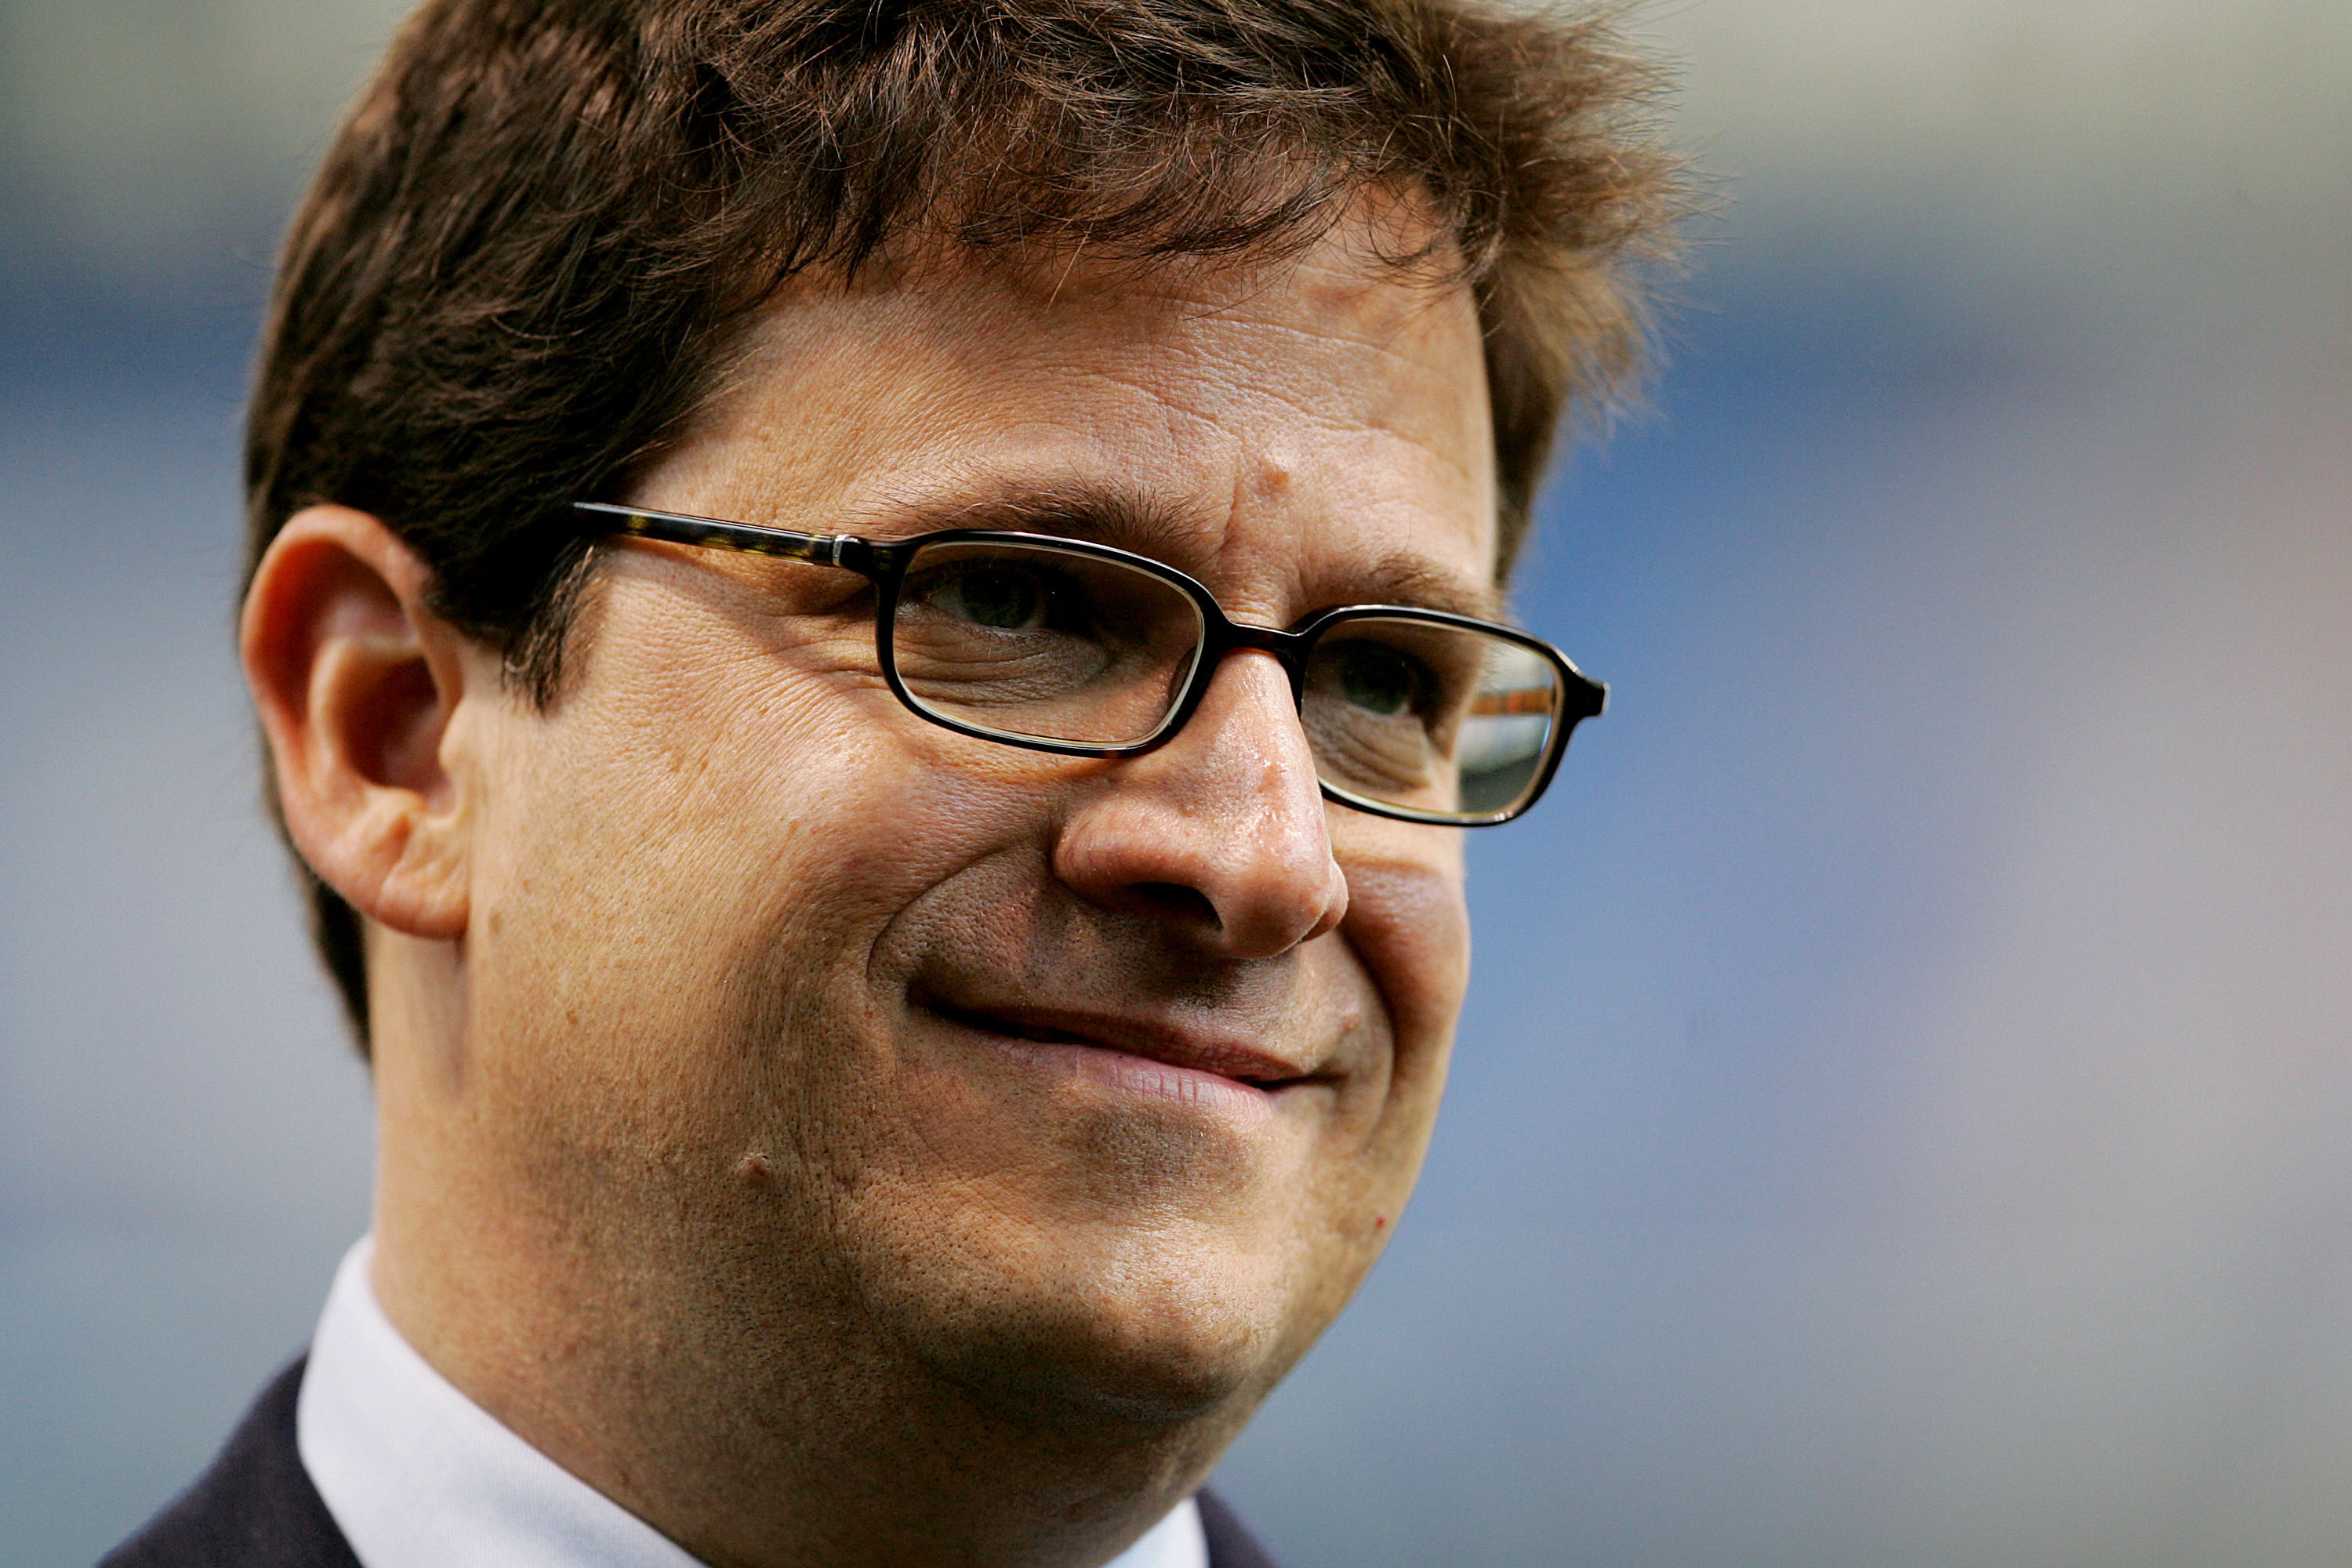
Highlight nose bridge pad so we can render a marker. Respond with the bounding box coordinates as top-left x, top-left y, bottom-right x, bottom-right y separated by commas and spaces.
1277, 644, 1308, 705
1205, 621, 1312, 714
